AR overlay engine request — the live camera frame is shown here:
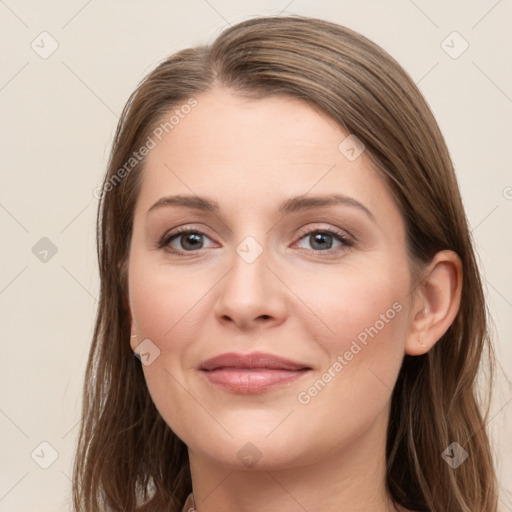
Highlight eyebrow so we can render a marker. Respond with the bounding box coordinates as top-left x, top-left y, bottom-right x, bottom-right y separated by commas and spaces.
146, 193, 375, 221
